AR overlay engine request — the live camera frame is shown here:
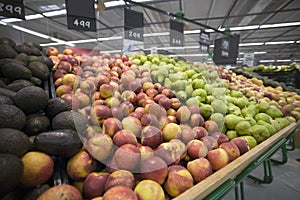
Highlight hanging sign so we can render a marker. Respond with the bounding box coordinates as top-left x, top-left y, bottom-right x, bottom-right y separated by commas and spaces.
169, 19, 184, 47
123, 8, 144, 54
124, 8, 144, 42
0, 0, 25, 19
199, 30, 210, 53
66, 0, 96, 32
